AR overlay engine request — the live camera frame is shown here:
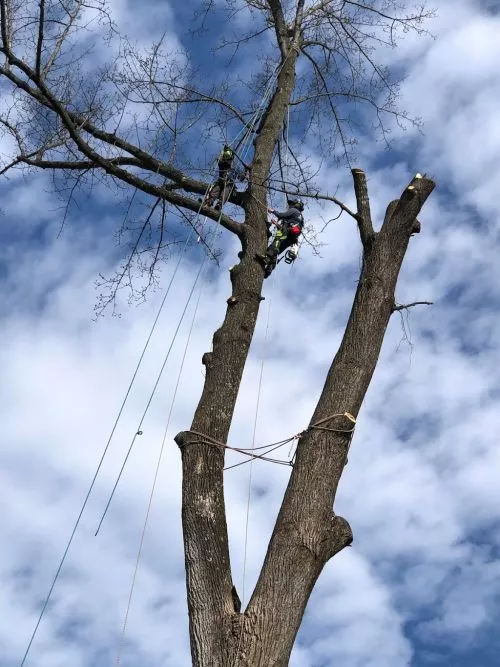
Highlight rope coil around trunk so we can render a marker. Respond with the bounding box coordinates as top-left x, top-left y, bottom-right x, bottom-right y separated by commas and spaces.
179, 411, 357, 469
